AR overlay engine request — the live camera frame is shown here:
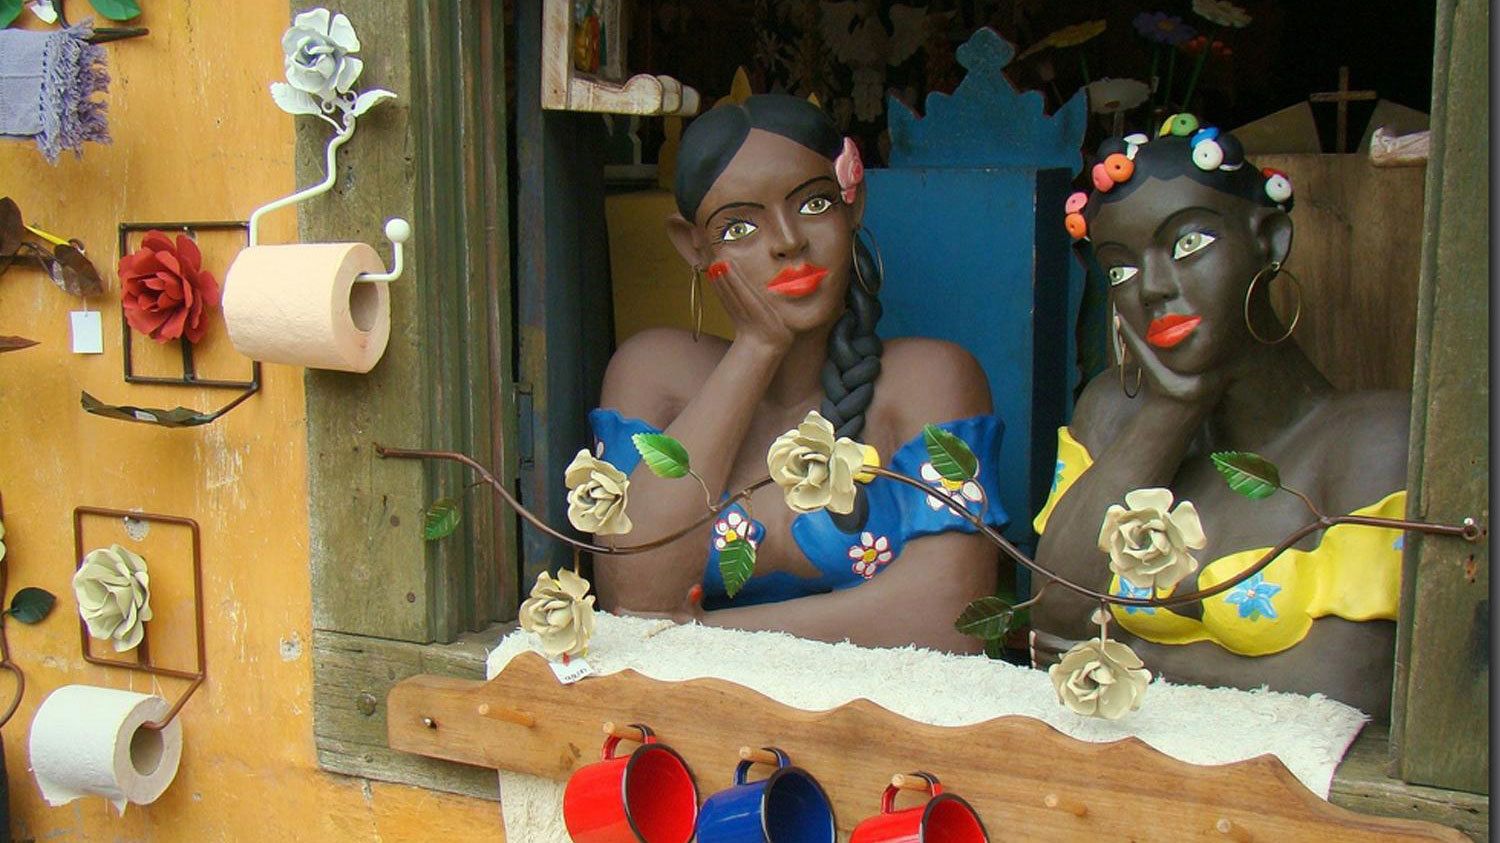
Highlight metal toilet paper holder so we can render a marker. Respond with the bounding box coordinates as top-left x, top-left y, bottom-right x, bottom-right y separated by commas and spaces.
72, 506, 207, 733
